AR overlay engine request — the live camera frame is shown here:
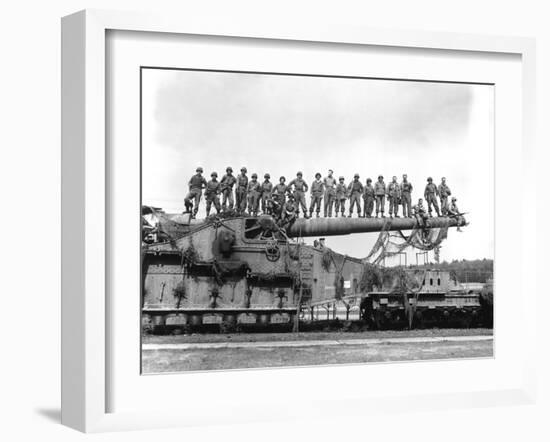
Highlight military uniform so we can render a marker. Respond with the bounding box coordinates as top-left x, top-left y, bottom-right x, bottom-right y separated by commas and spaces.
347, 179, 364, 217
205, 179, 221, 216
438, 181, 452, 215
235, 173, 248, 214
219, 173, 237, 210
400, 180, 413, 217
309, 178, 324, 217
261, 179, 273, 214
448, 199, 464, 231
335, 181, 347, 216
424, 182, 441, 216
184, 173, 207, 216
288, 177, 309, 217
387, 180, 401, 217
247, 179, 262, 216
273, 182, 288, 205
374, 180, 386, 217
323, 175, 337, 217
362, 183, 375, 217
280, 199, 297, 230
413, 201, 428, 227
266, 197, 282, 219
